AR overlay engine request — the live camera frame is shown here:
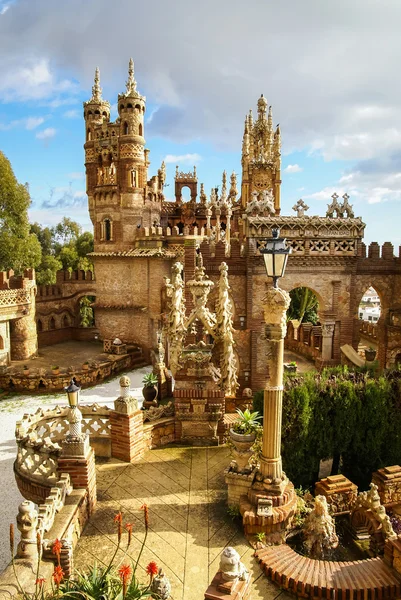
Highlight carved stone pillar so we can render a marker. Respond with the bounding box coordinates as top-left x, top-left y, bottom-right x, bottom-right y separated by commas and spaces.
321, 322, 335, 361
260, 285, 290, 481
110, 376, 144, 463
